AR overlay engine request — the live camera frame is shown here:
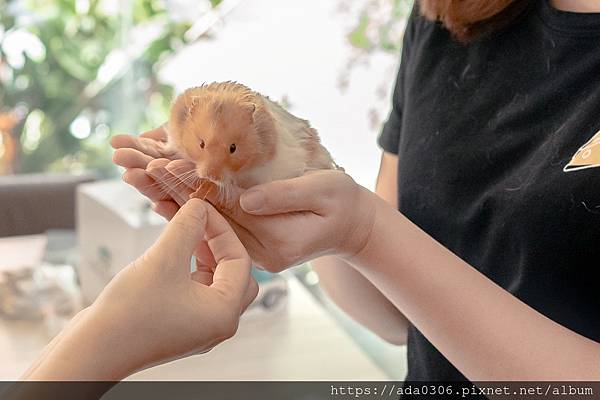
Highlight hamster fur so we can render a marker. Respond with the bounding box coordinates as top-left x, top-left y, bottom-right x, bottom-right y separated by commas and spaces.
165, 82, 338, 194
